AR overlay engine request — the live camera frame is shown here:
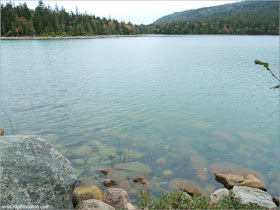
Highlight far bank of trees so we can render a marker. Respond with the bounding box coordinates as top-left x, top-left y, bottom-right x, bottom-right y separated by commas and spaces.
1, 1, 140, 37
1, 1, 279, 37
